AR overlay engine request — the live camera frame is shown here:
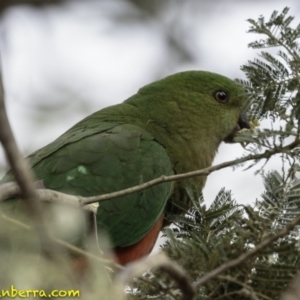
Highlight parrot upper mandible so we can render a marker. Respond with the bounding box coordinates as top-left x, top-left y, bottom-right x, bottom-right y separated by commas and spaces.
0, 71, 249, 265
